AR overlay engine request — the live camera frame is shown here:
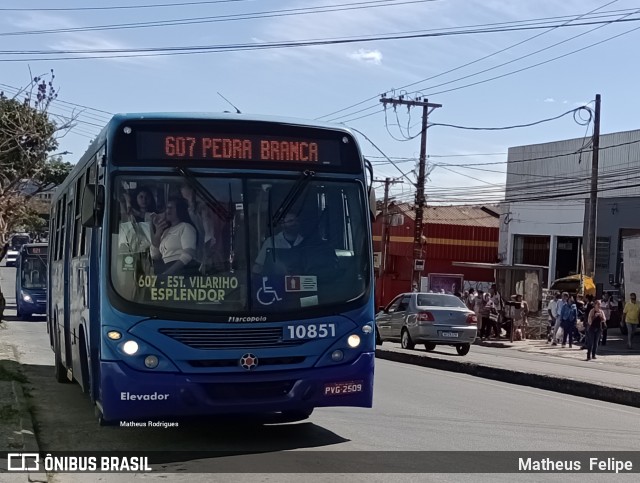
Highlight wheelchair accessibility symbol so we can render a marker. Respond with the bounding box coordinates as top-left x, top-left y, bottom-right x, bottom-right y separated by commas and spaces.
256, 276, 282, 305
